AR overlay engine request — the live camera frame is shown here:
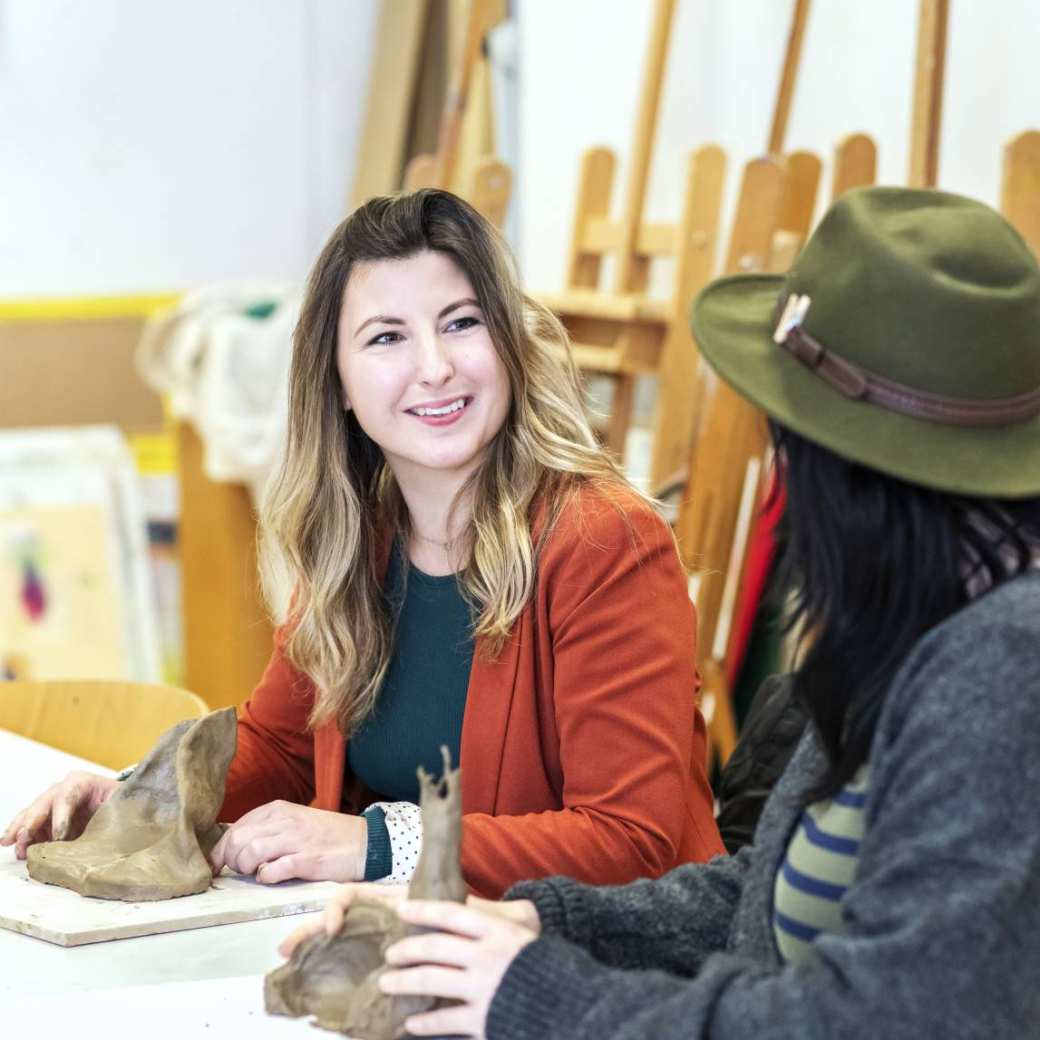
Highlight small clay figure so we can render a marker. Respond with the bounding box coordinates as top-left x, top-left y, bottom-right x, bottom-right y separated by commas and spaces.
26, 707, 237, 901
264, 746, 465, 1040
